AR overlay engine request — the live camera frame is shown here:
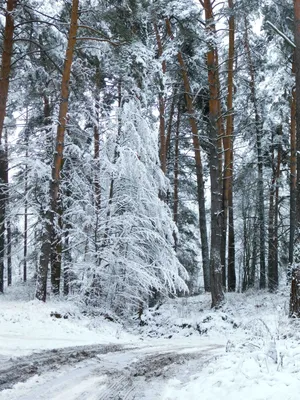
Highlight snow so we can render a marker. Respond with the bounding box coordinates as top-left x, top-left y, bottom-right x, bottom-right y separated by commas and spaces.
1, 286, 300, 399
0, 284, 136, 358
158, 291, 300, 400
